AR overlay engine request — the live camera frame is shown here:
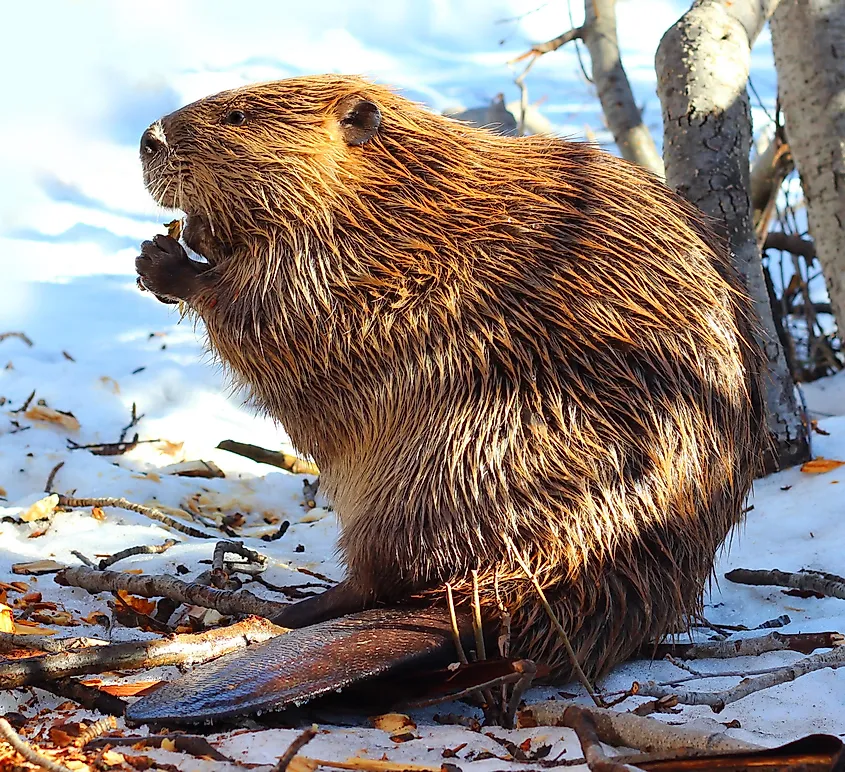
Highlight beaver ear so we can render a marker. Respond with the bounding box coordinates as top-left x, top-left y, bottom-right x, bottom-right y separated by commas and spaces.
336, 96, 381, 146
